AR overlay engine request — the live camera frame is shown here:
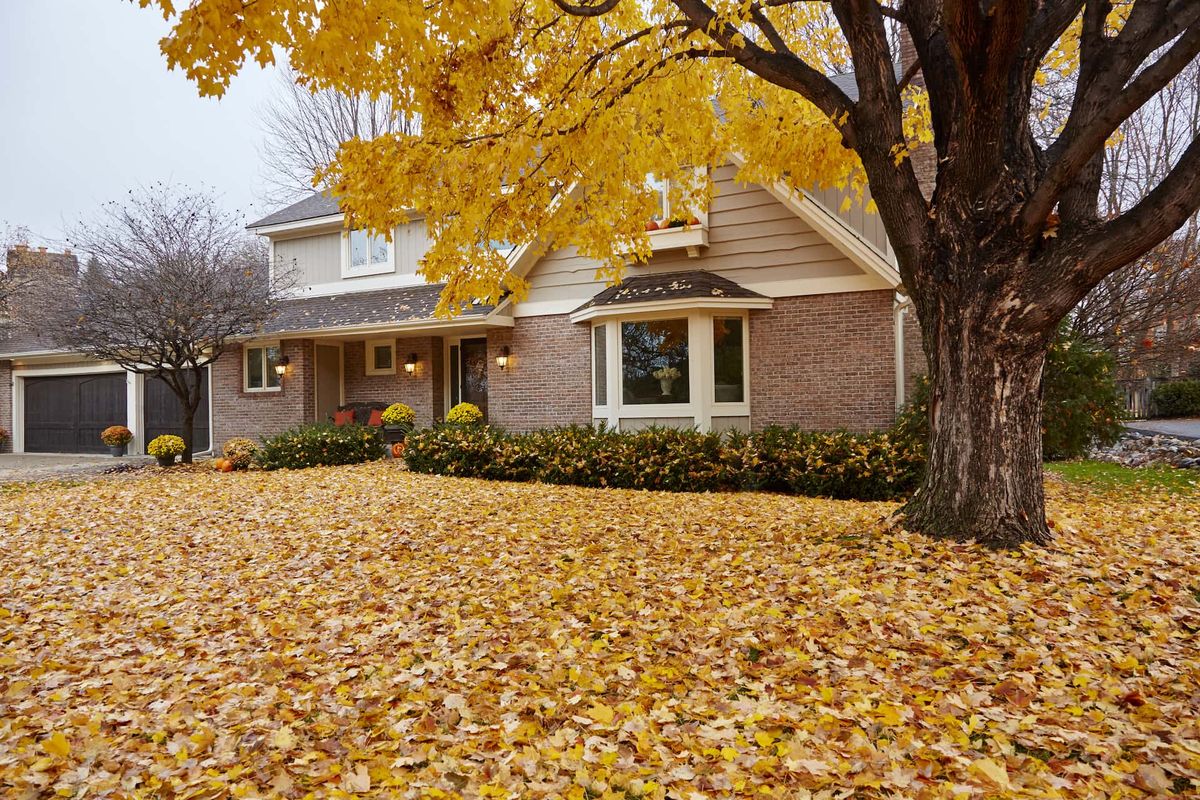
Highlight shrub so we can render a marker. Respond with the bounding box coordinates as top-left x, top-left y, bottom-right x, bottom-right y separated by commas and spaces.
1151, 379, 1200, 418
381, 402, 416, 428
100, 425, 133, 447
257, 423, 385, 470
1042, 332, 1125, 459
147, 434, 186, 458
446, 402, 484, 426
896, 328, 1124, 461
221, 437, 259, 469
404, 423, 922, 501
